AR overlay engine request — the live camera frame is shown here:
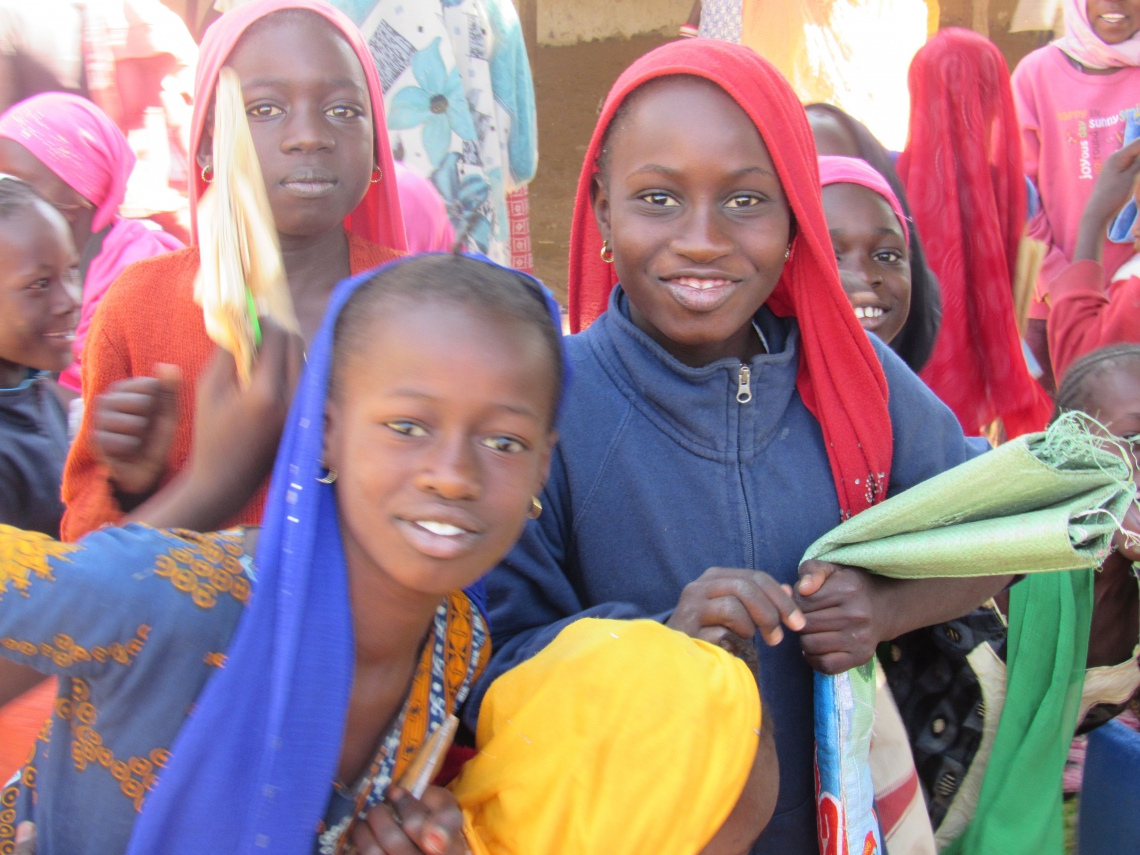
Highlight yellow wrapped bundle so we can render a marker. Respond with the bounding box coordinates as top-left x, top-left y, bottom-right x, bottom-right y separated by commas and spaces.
194, 66, 297, 385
